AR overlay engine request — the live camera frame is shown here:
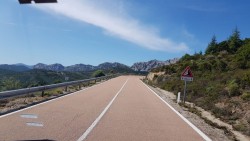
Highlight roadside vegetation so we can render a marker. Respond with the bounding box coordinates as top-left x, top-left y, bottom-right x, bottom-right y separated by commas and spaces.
0, 69, 92, 92
0, 67, 134, 92
148, 28, 250, 136
92, 70, 105, 77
